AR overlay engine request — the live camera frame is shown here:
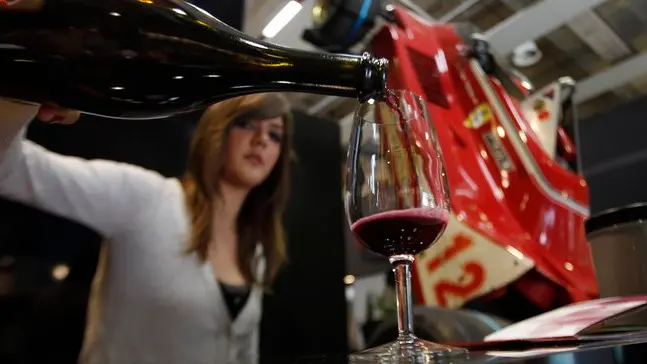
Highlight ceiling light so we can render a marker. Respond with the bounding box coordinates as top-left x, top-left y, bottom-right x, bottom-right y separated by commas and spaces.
262, 0, 303, 39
